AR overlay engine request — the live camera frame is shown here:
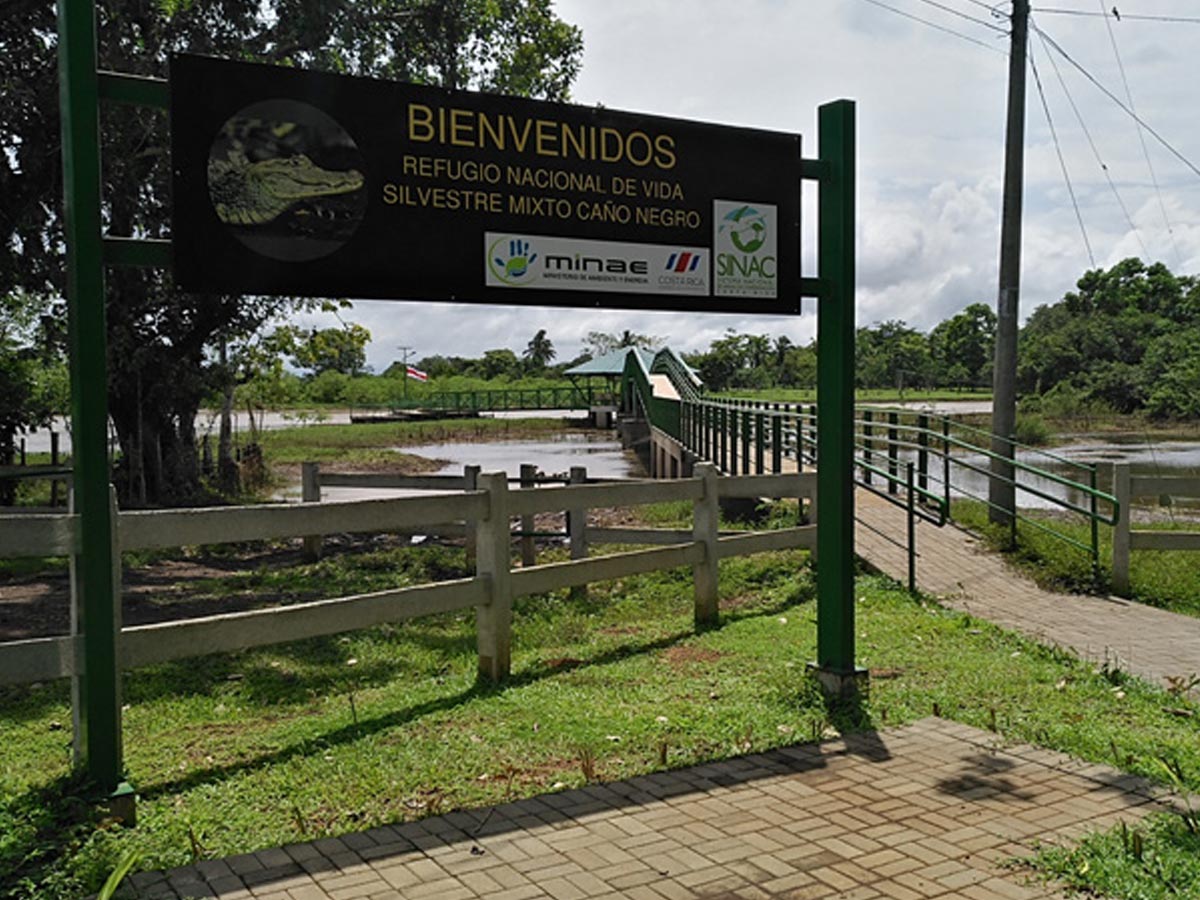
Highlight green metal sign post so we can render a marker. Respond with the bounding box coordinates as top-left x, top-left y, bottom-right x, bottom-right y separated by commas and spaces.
813, 100, 864, 696
57, 0, 134, 815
